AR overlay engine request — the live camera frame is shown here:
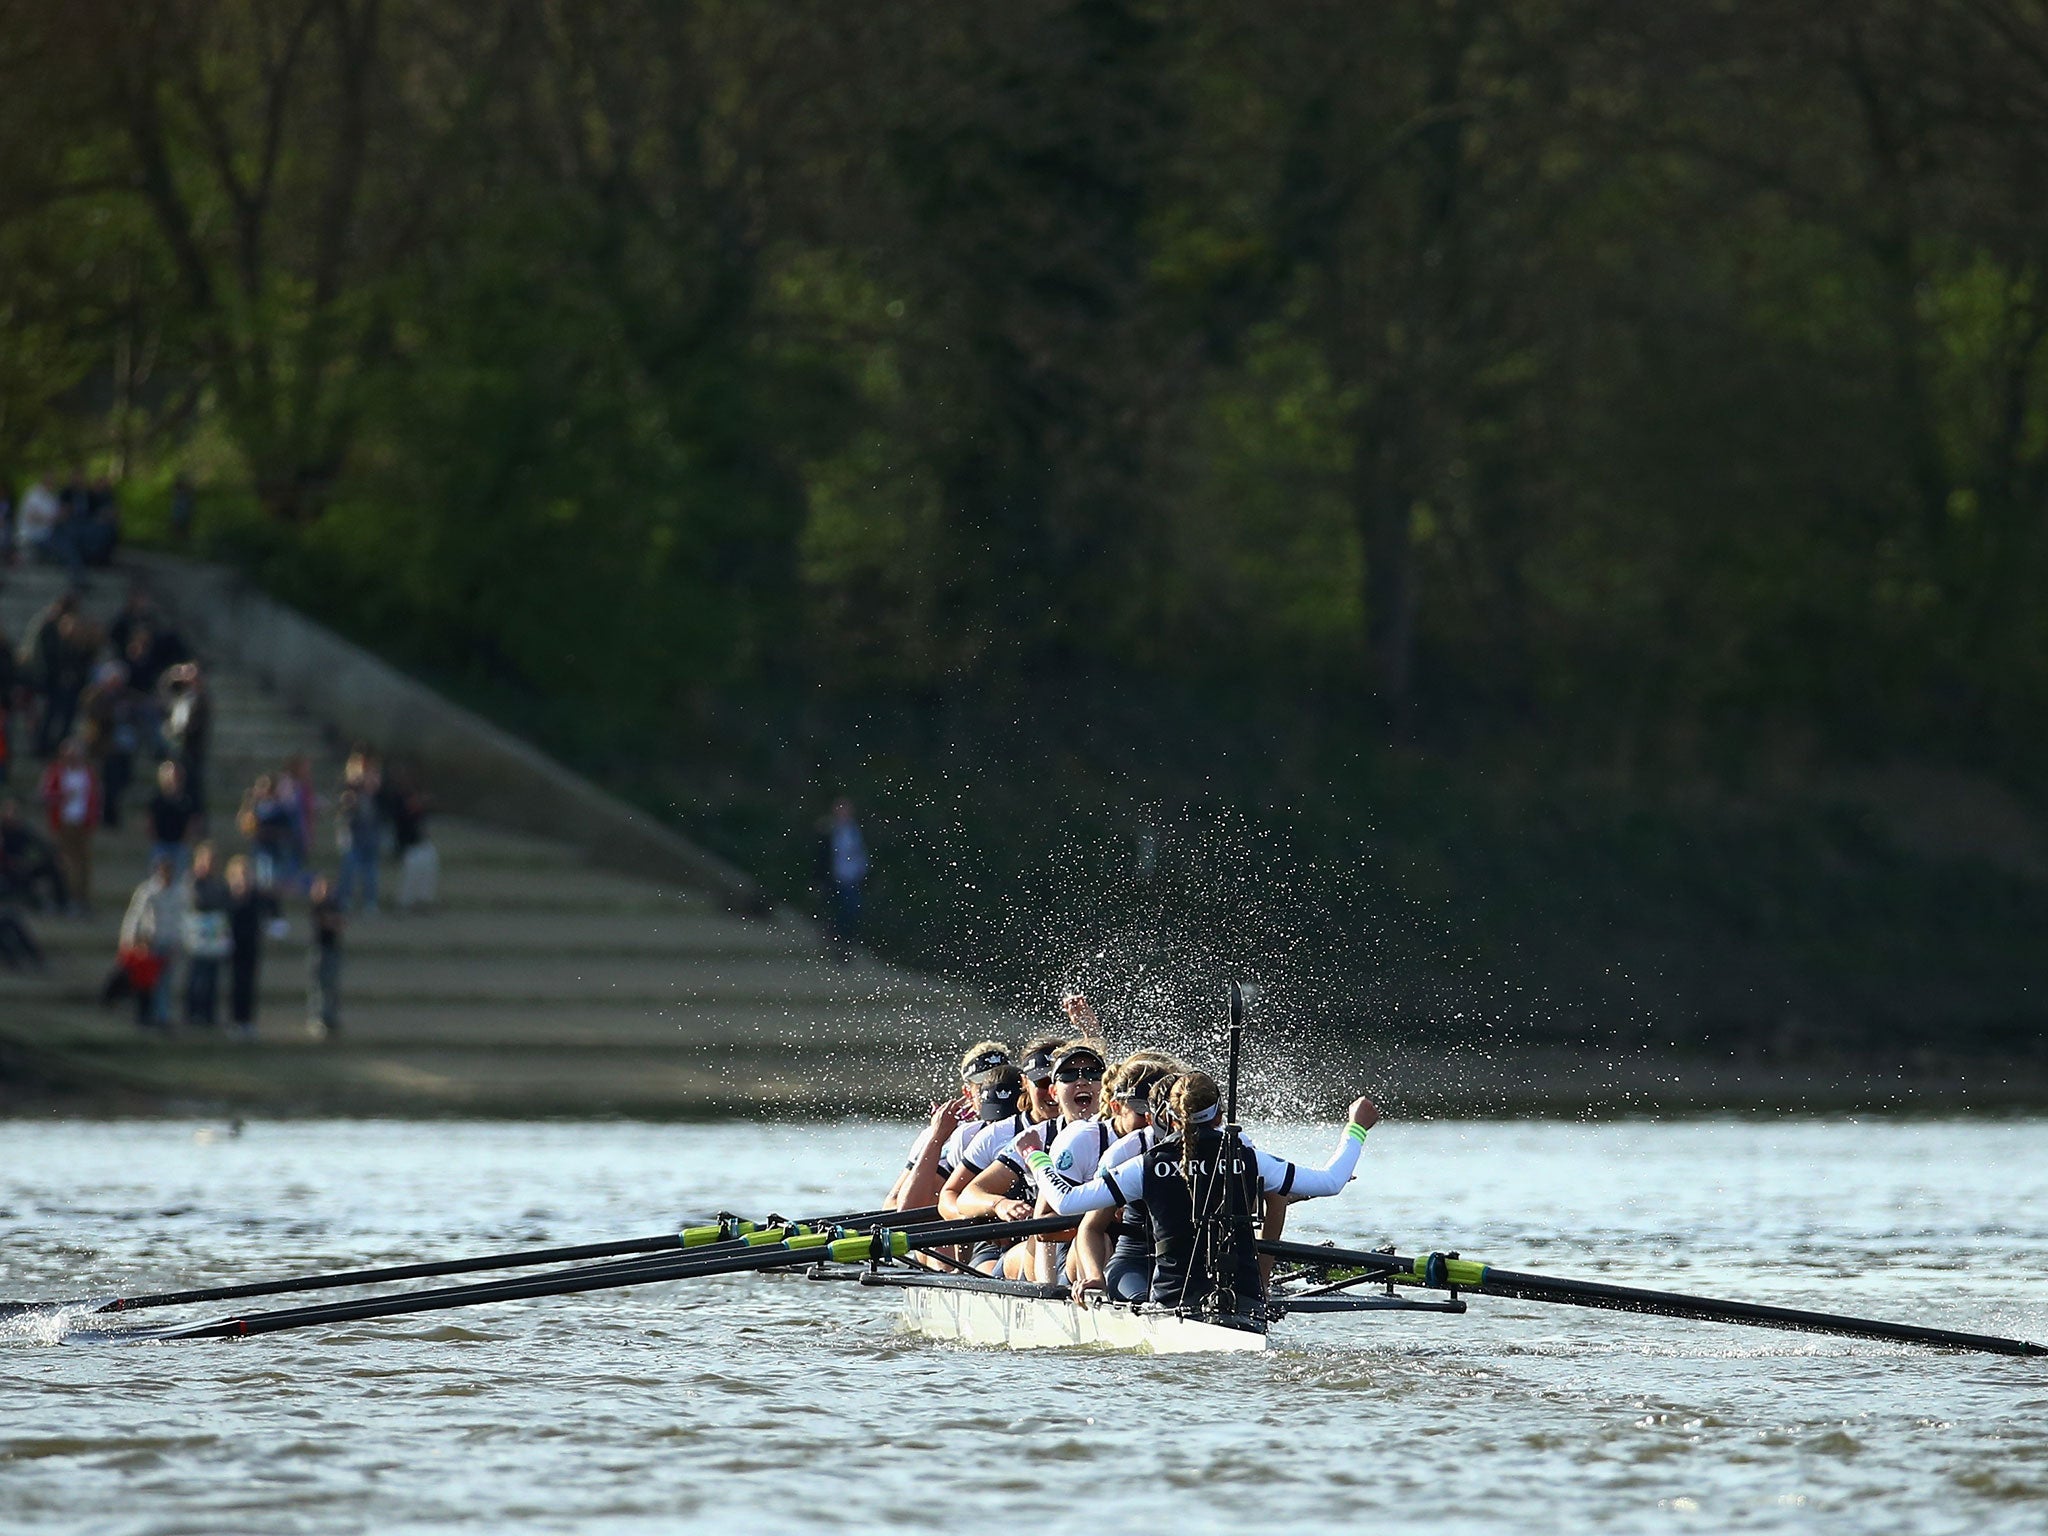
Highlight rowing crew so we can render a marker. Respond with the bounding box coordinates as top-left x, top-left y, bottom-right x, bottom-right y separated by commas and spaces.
883, 998, 1378, 1320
